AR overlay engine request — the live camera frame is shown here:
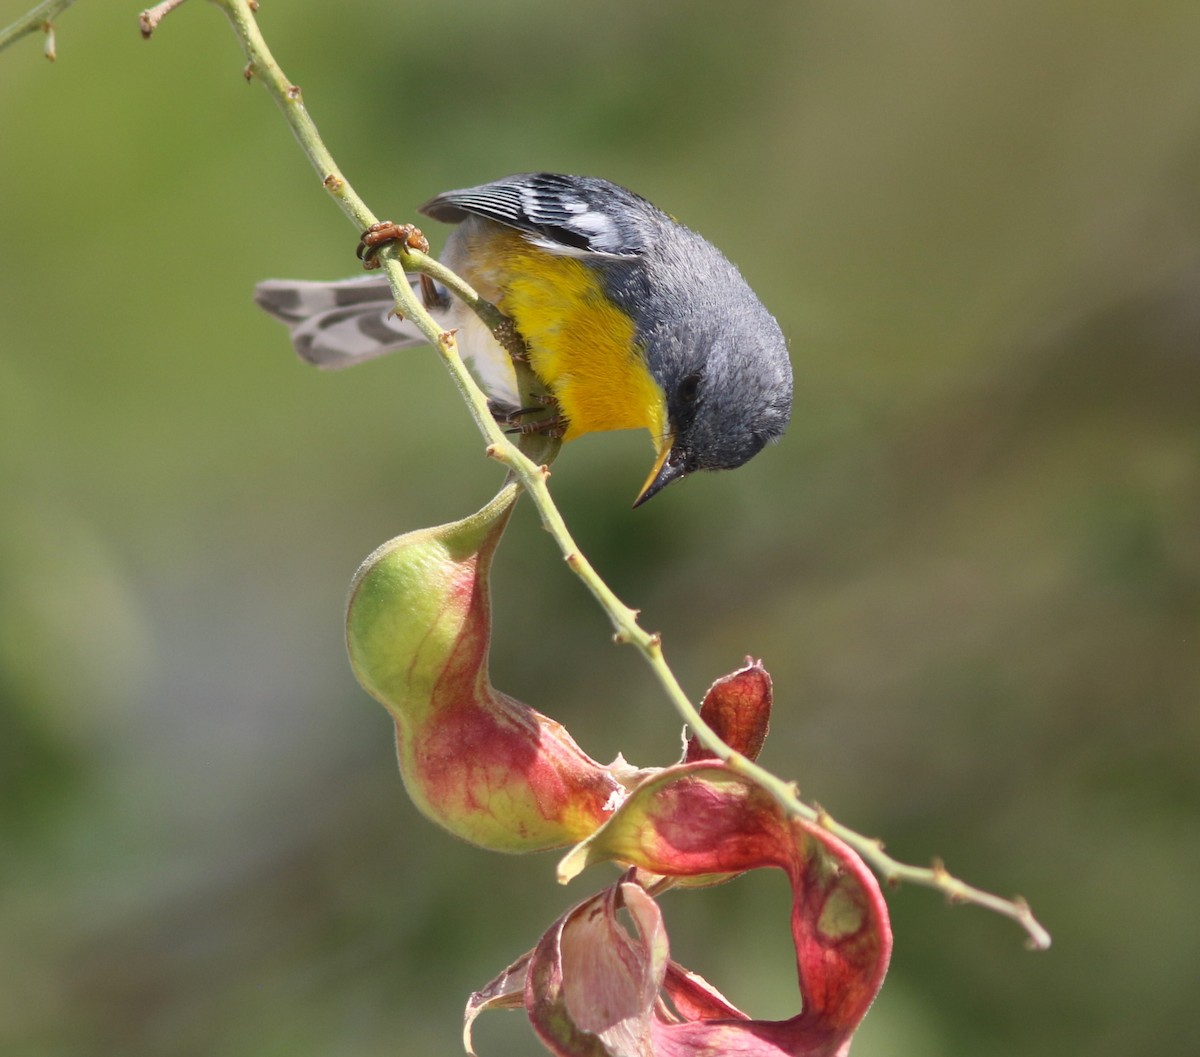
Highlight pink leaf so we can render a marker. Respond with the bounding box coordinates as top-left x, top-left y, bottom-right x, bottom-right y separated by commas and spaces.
478, 765, 890, 1056
525, 879, 667, 1057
